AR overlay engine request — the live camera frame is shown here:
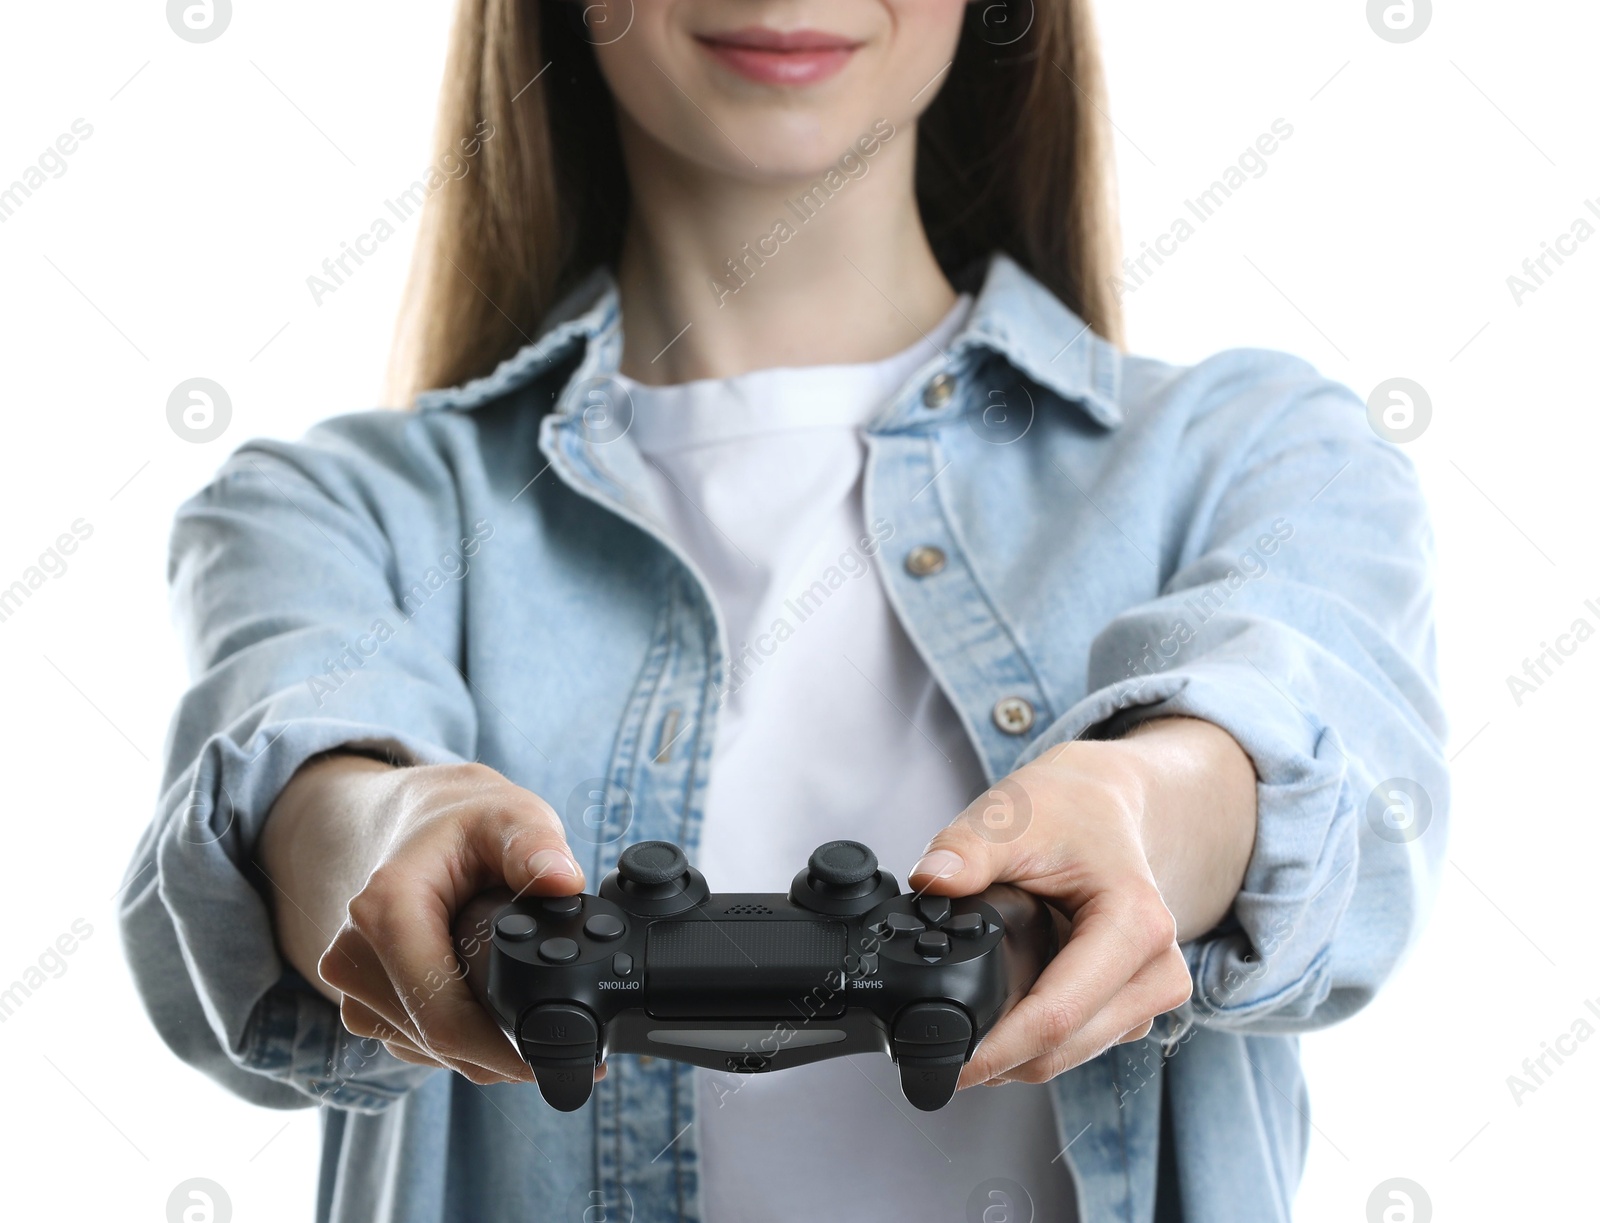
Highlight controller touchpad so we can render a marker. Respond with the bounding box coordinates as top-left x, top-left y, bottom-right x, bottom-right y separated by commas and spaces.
646, 920, 847, 1017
